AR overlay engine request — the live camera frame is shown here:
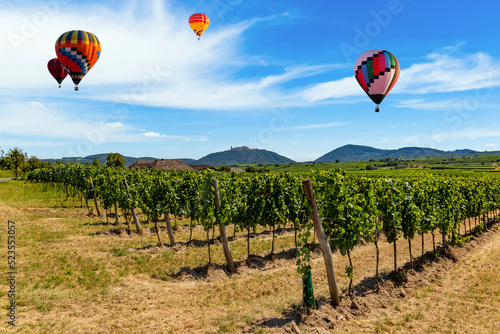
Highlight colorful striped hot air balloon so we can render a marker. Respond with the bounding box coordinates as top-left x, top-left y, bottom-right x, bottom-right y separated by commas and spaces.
47, 58, 68, 88
189, 13, 210, 40
354, 49, 400, 112
55, 30, 101, 91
